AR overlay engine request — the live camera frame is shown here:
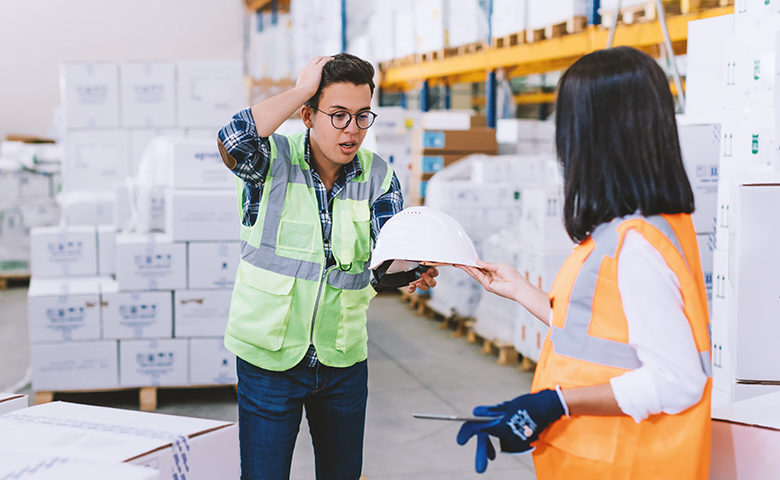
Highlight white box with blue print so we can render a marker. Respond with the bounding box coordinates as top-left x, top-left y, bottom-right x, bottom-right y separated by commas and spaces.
30, 226, 98, 278
119, 338, 189, 387
101, 283, 174, 340
115, 234, 187, 291
187, 241, 240, 290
